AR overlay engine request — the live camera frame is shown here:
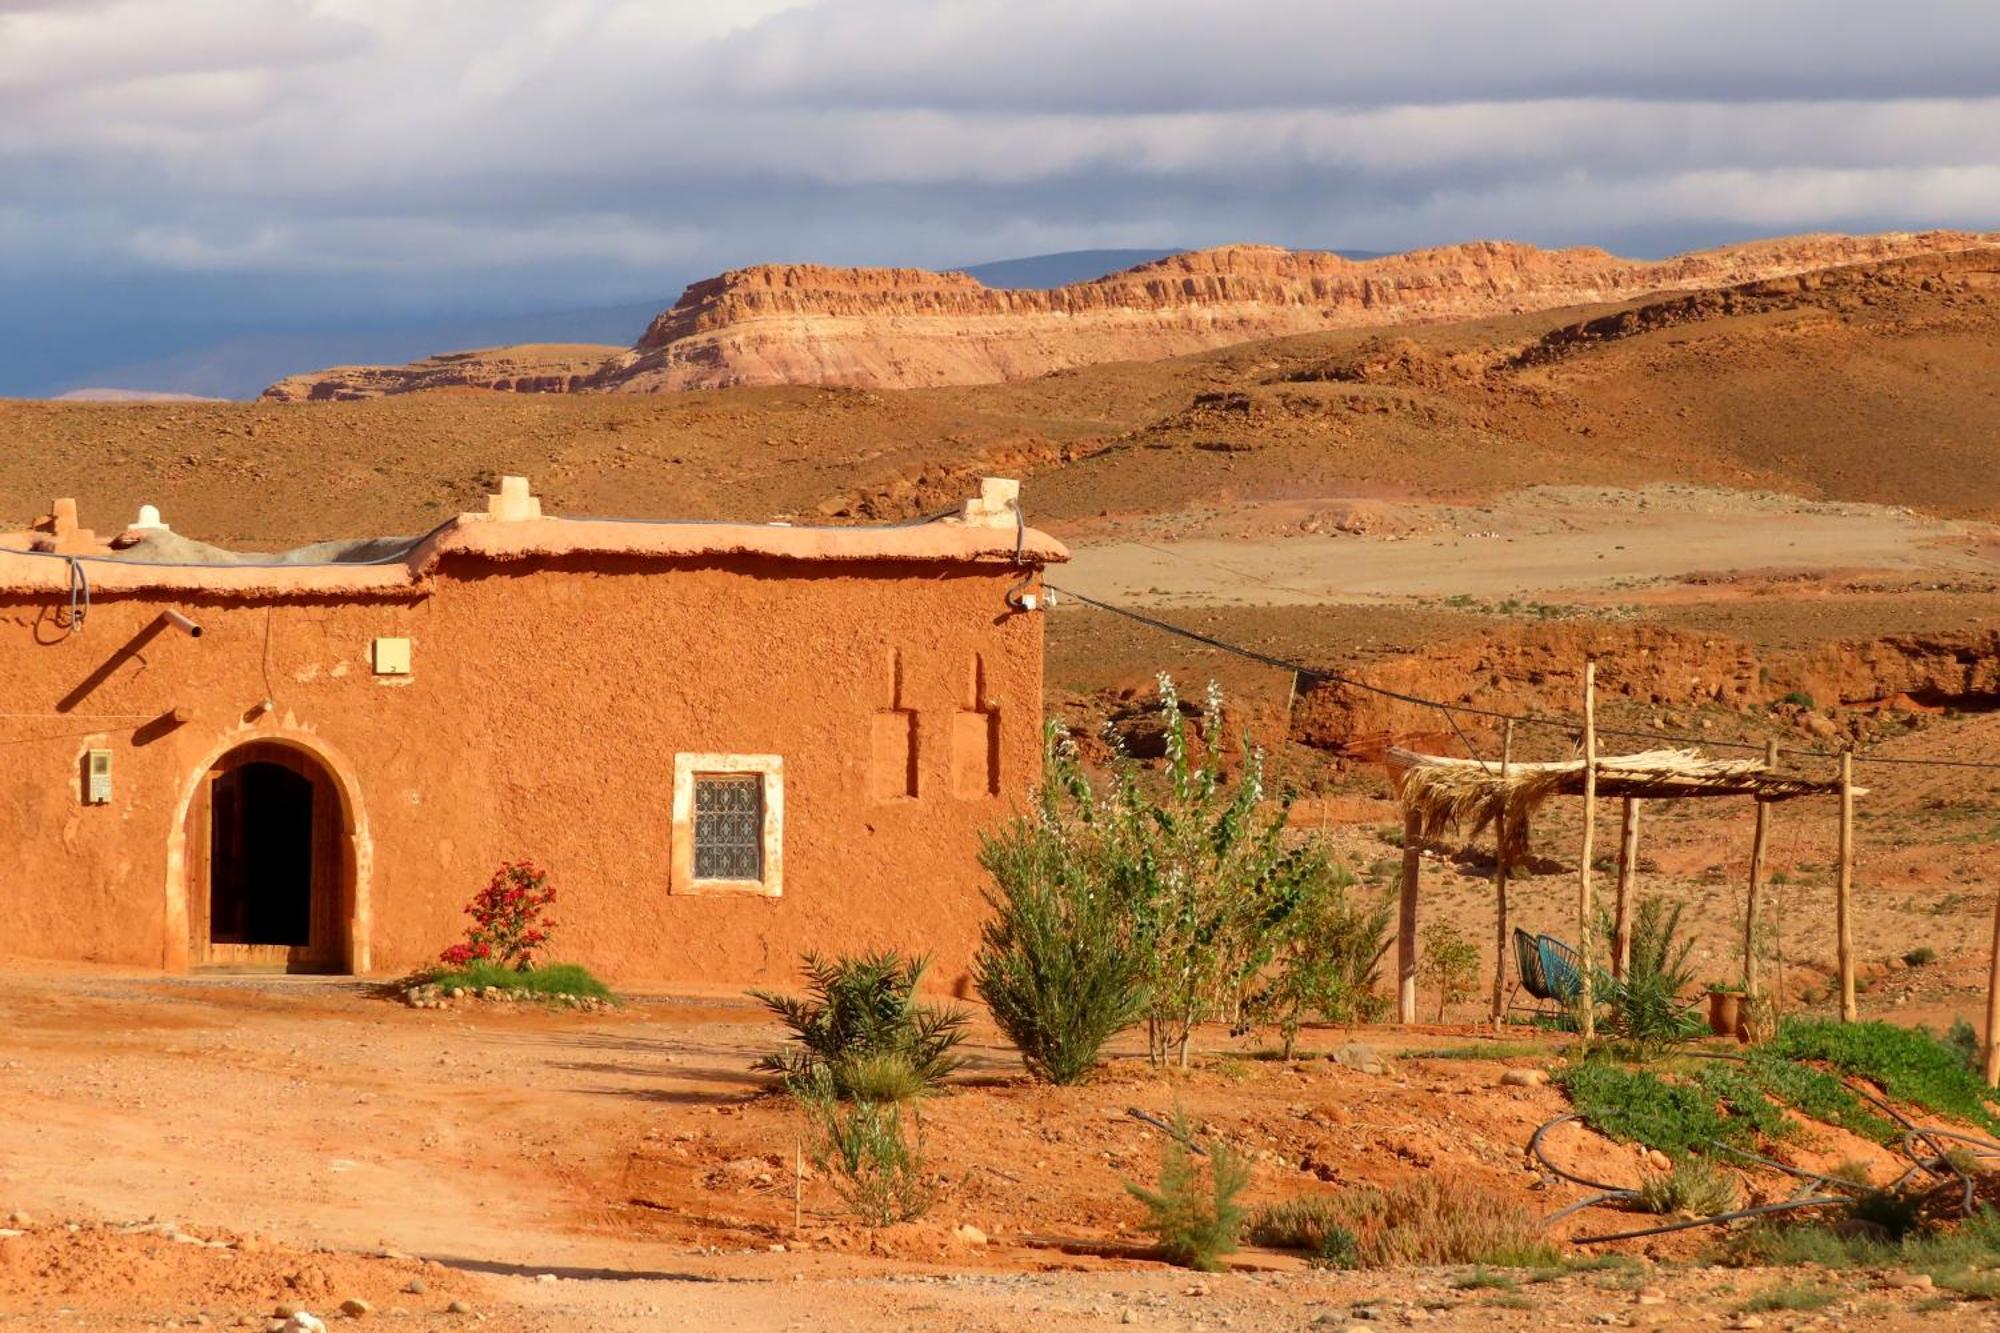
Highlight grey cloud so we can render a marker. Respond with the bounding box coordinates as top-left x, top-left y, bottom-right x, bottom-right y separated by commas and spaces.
0, 0, 1996, 388
695, 1, 2000, 112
